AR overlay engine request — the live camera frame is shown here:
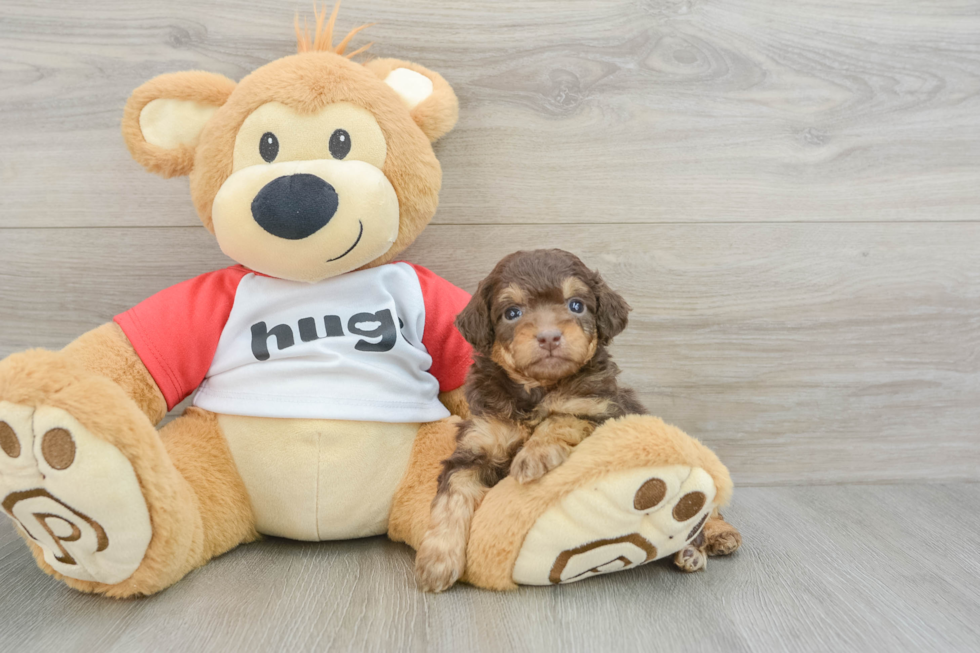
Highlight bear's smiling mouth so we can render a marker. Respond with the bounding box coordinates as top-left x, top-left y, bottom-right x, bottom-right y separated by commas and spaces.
326, 220, 364, 262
